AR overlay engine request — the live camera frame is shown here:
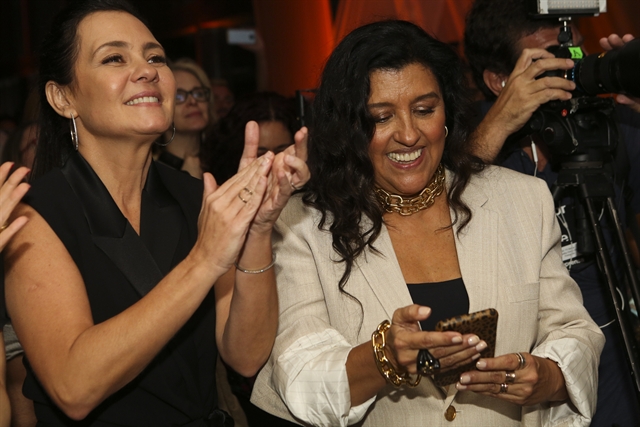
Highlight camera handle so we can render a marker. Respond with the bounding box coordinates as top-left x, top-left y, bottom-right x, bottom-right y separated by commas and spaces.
552, 164, 640, 403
